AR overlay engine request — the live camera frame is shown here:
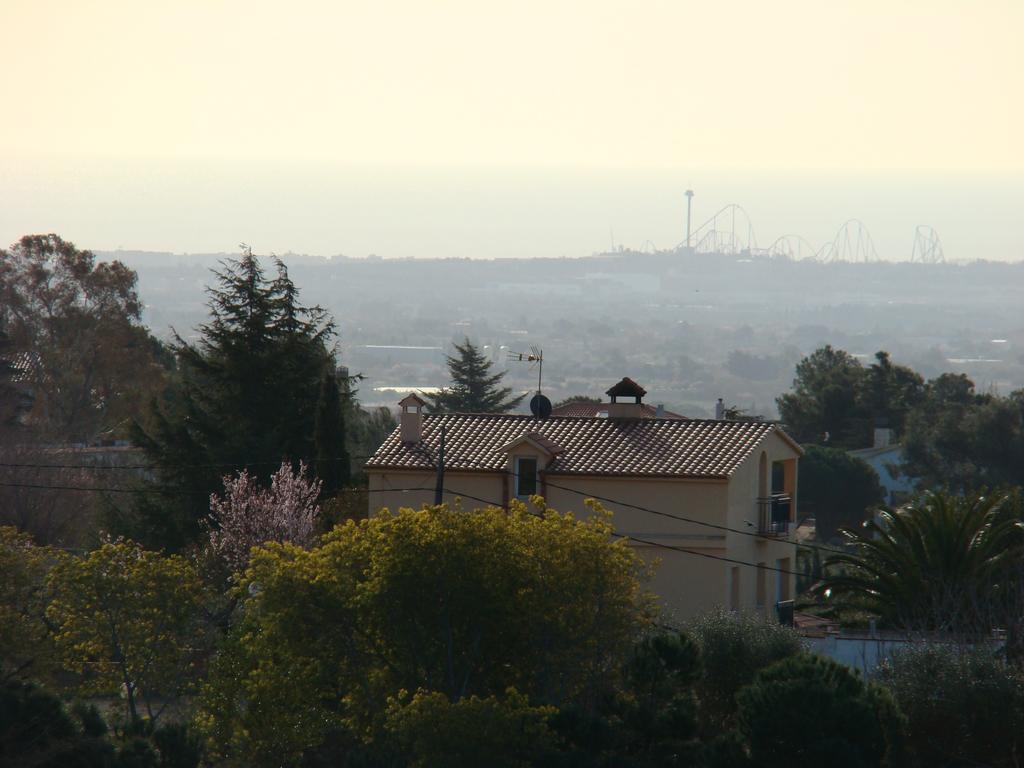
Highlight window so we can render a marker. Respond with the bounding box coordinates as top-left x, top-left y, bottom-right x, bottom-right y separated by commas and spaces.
515, 457, 538, 497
